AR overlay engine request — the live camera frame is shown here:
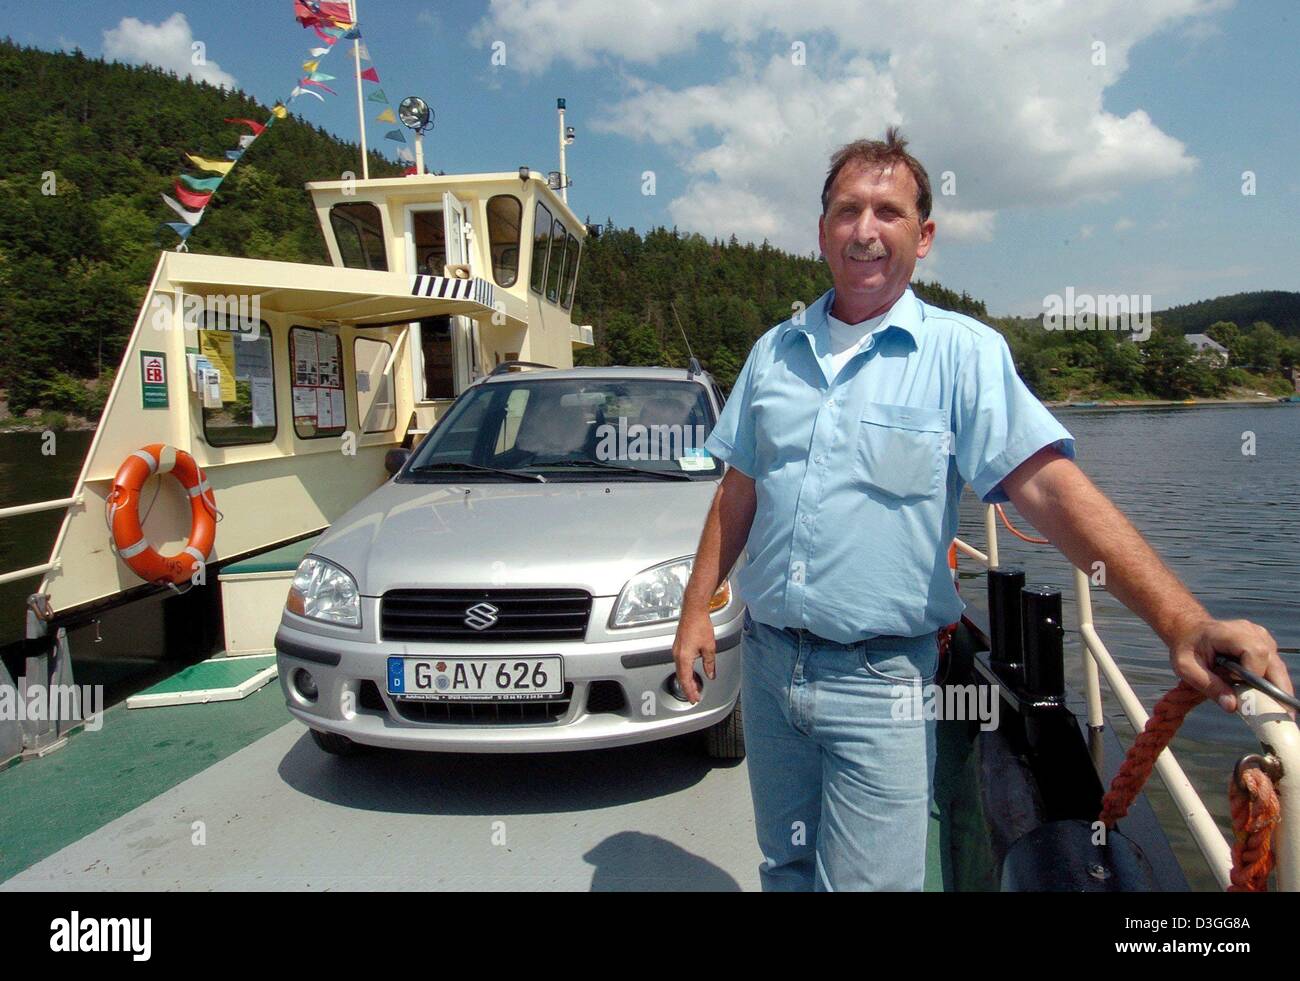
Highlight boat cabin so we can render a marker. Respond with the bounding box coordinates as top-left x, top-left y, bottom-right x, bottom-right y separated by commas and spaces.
28, 171, 593, 625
